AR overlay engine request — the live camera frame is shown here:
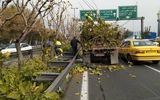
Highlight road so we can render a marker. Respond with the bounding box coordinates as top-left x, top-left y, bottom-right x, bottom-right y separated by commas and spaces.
3, 47, 41, 66
62, 60, 160, 100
